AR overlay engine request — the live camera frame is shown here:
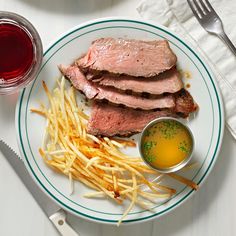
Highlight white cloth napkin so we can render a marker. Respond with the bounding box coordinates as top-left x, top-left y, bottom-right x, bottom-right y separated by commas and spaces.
137, 0, 236, 139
